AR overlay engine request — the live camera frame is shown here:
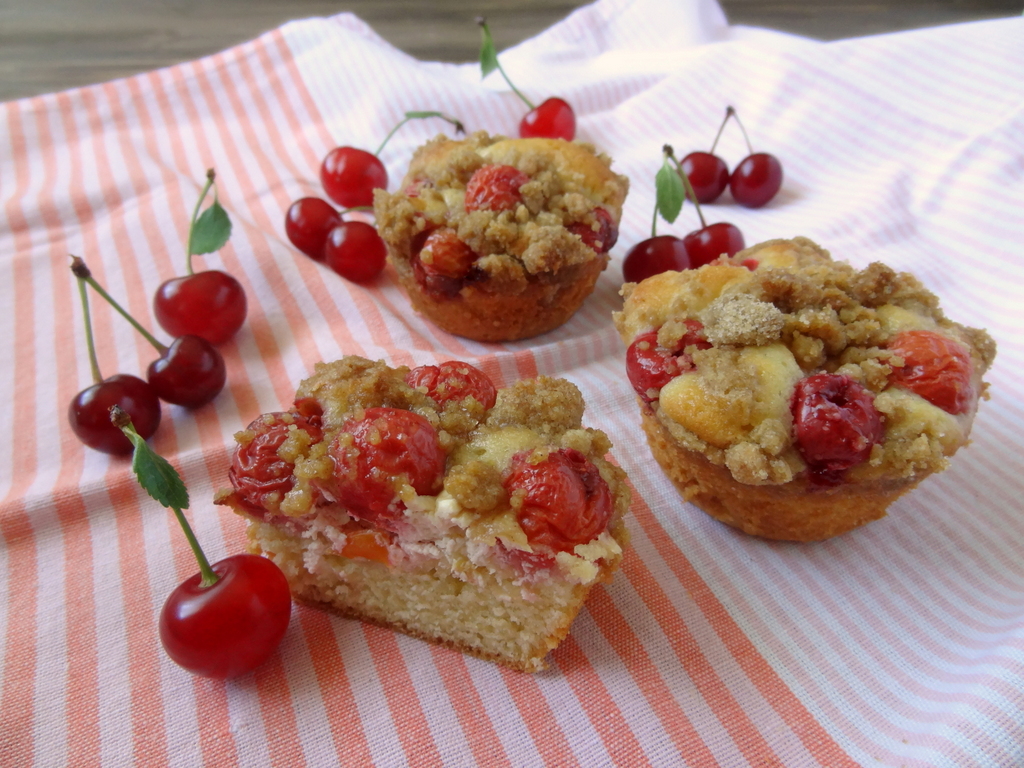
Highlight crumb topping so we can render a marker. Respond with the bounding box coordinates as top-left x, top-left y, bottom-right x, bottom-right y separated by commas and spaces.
614, 237, 996, 486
